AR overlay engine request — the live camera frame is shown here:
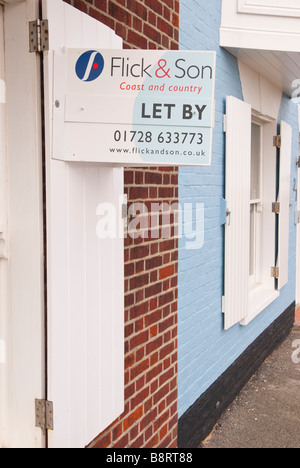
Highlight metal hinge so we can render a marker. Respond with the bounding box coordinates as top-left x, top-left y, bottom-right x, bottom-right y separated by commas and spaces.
35, 399, 54, 431
273, 135, 281, 148
272, 202, 280, 214
29, 19, 49, 53
295, 211, 300, 225
271, 266, 280, 279
297, 157, 300, 169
